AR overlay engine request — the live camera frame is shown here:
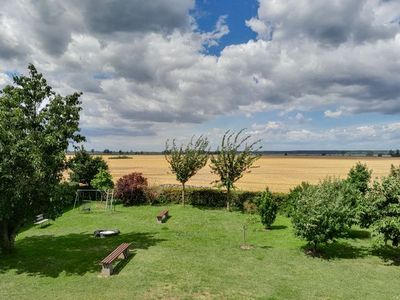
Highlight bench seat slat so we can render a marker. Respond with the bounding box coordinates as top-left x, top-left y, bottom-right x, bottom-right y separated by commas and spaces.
101, 243, 131, 264
157, 210, 168, 217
